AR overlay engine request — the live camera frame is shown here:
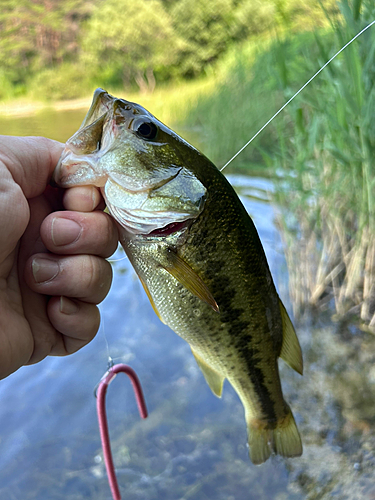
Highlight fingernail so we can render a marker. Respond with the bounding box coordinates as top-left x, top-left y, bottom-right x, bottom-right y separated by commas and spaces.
32, 258, 59, 283
51, 217, 82, 246
60, 296, 79, 315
